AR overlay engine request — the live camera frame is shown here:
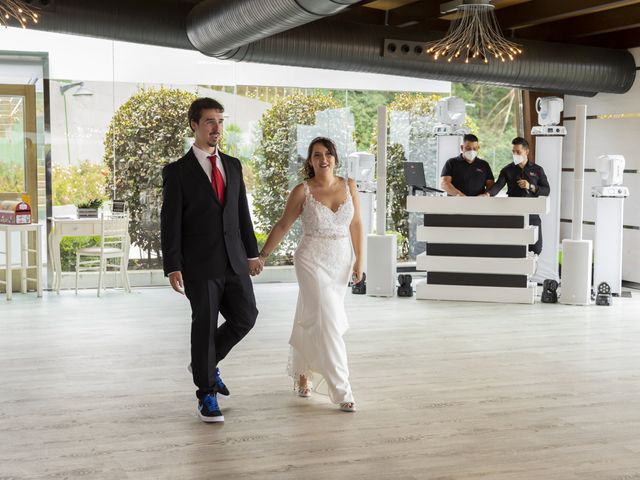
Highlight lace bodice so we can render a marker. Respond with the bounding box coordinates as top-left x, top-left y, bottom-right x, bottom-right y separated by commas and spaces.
300, 179, 354, 238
